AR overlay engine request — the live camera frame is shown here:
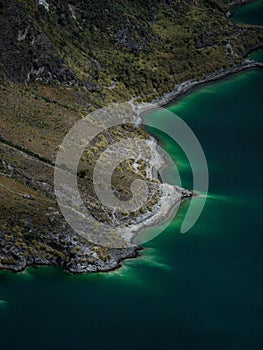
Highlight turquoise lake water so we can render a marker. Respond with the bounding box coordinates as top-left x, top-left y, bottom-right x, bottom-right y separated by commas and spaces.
0, 3, 262, 350
233, 0, 263, 25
